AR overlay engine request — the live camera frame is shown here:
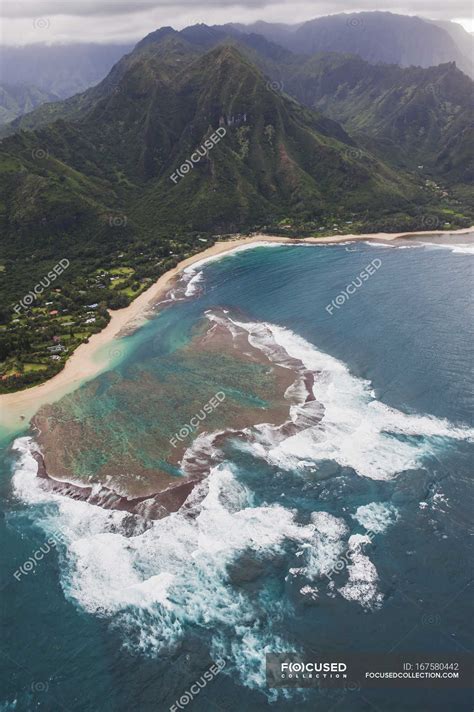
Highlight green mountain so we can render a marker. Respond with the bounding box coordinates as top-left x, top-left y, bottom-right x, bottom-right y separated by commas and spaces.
0, 41, 427, 255
277, 54, 474, 184
126, 44, 421, 232
1, 36, 471, 283
1, 35, 472, 391
3, 13, 471, 133
0, 83, 60, 126
0, 40, 432, 314
173, 24, 474, 186
230, 13, 474, 77
169, 28, 474, 186
10, 24, 473, 188
1, 34, 194, 136
2, 28, 472, 251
